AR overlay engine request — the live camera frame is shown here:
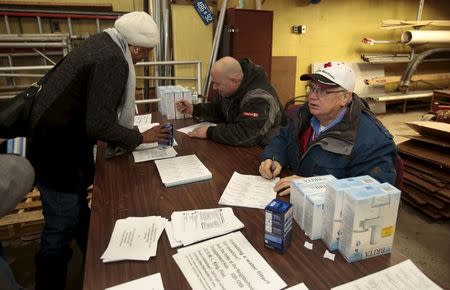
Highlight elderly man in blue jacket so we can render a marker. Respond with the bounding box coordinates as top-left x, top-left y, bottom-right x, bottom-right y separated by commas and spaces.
260, 61, 397, 195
